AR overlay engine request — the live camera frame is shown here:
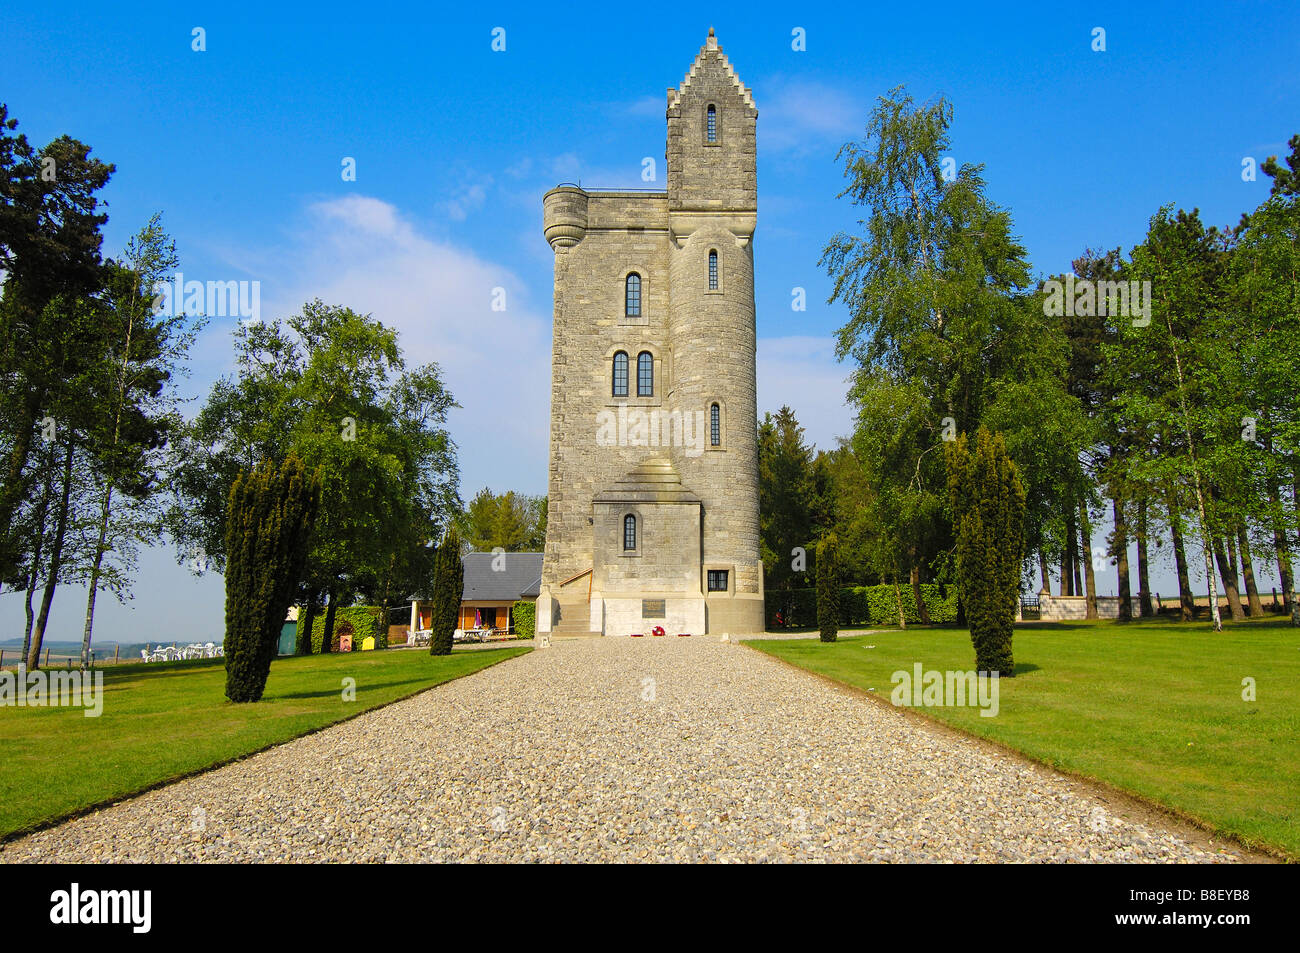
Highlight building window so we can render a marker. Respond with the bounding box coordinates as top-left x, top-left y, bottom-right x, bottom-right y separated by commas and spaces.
612, 351, 629, 397
637, 351, 653, 397
625, 273, 641, 317
710, 403, 721, 446
708, 569, 729, 592
624, 514, 637, 551
706, 105, 717, 142
708, 250, 719, 290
